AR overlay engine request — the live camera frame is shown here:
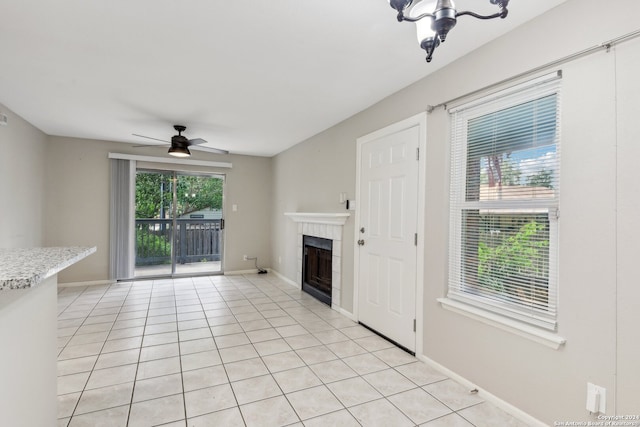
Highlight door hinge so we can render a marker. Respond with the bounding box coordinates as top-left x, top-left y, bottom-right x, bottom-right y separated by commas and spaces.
416, 147, 420, 161
413, 319, 416, 332
414, 233, 418, 246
